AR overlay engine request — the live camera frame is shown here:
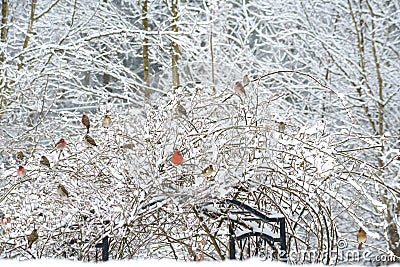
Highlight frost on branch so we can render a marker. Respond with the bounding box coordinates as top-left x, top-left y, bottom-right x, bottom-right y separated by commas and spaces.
0, 76, 385, 262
